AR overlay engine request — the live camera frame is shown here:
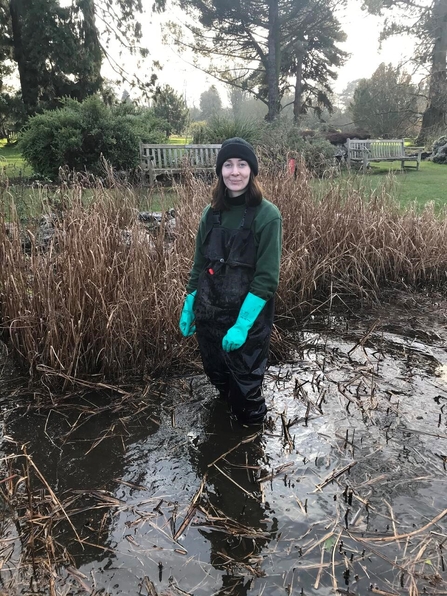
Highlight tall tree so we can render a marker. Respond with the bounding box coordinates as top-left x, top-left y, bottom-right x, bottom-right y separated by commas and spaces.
349, 63, 422, 138
362, 0, 447, 142
165, 0, 347, 121
2, 0, 166, 114
338, 79, 361, 110
0, 0, 13, 91
199, 85, 222, 120
152, 84, 189, 135
419, 0, 447, 140
9, 0, 102, 112
228, 86, 248, 119
279, 0, 347, 123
